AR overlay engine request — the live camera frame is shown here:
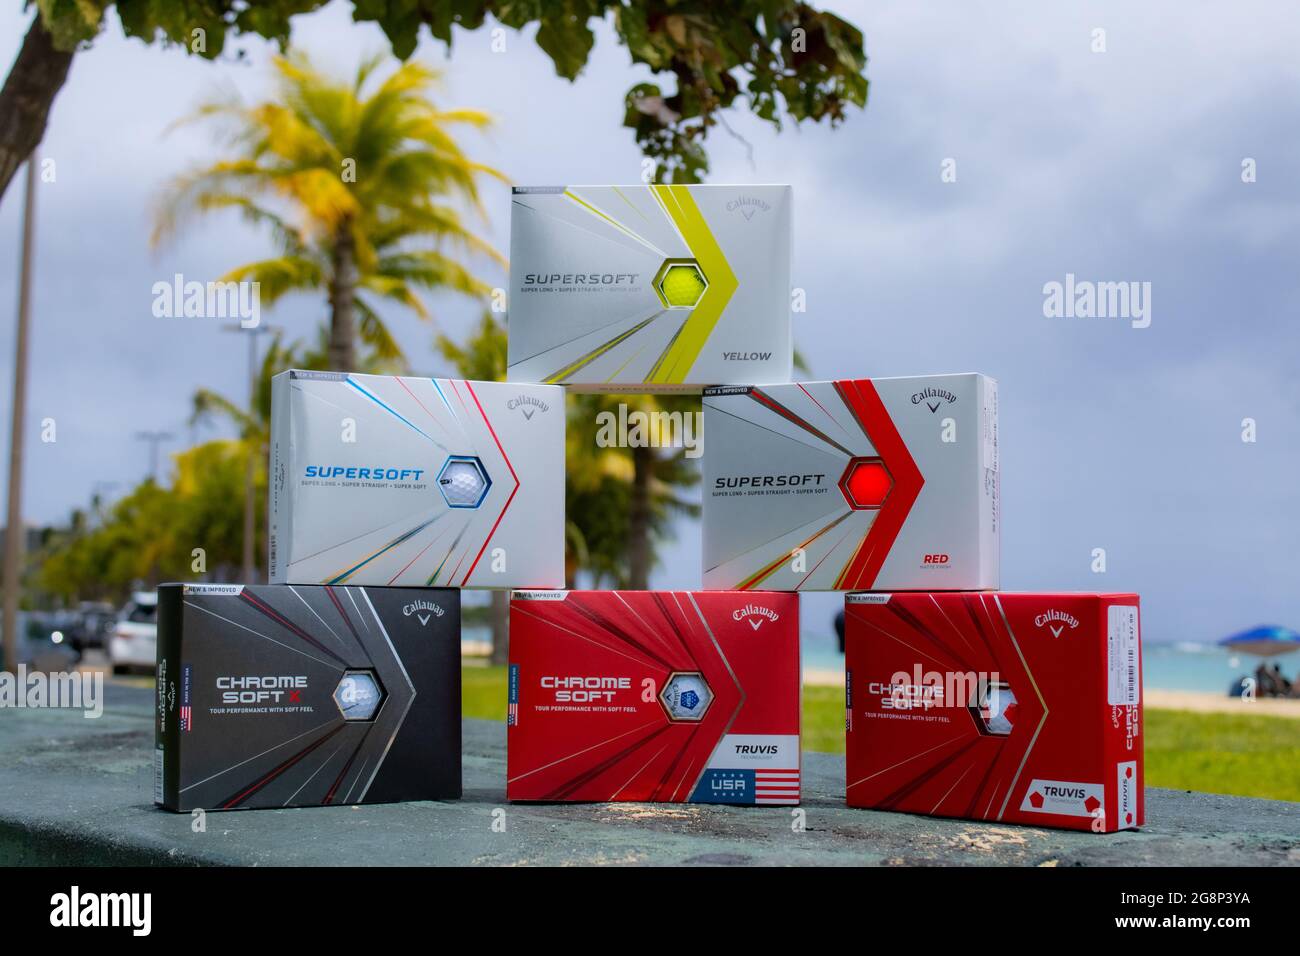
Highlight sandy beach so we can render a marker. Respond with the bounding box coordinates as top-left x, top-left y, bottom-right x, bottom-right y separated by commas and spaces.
805, 667, 847, 688
803, 667, 1300, 719
1143, 688, 1300, 719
